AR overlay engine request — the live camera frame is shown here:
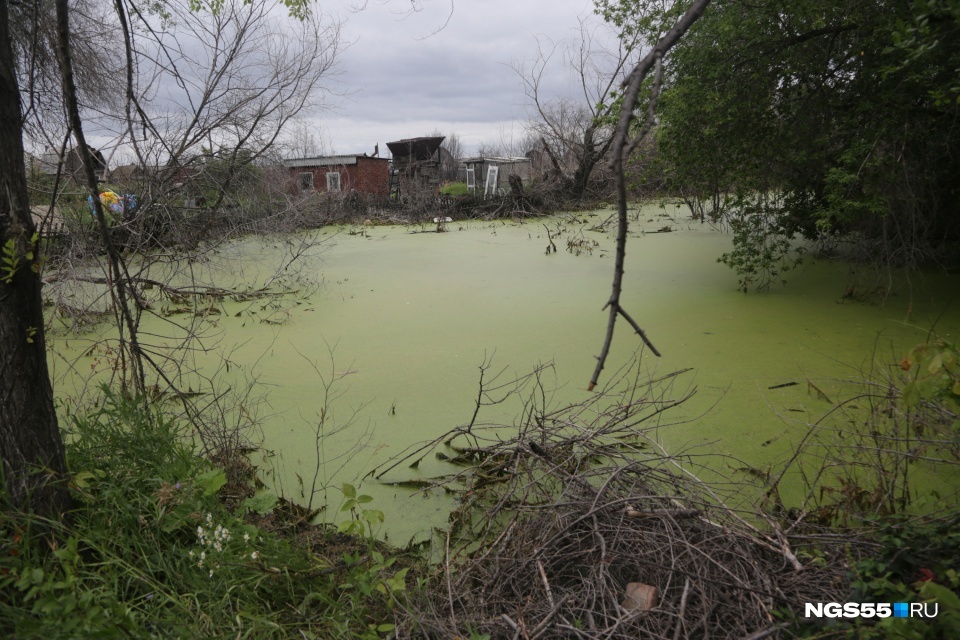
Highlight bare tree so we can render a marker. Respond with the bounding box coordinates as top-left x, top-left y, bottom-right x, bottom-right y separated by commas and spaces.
115, 0, 341, 217
39, 0, 344, 410
283, 118, 334, 159
475, 127, 536, 160
11, 0, 124, 154
440, 130, 462, 181
514, 14, 641, 200
426, 129, 464, 181
1, 0, 389, 520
